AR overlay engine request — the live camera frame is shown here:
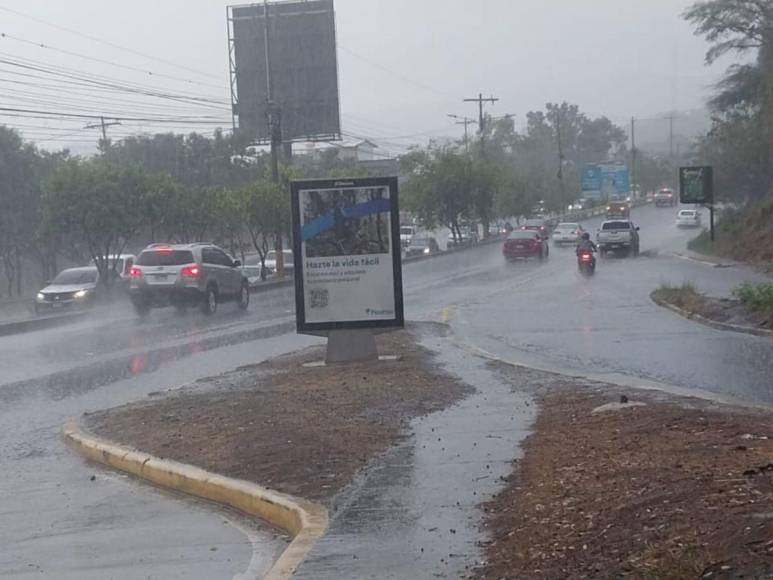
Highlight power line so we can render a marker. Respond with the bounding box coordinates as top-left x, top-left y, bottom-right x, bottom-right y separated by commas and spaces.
0, 31, 227, 92
0, 3, 221, 81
